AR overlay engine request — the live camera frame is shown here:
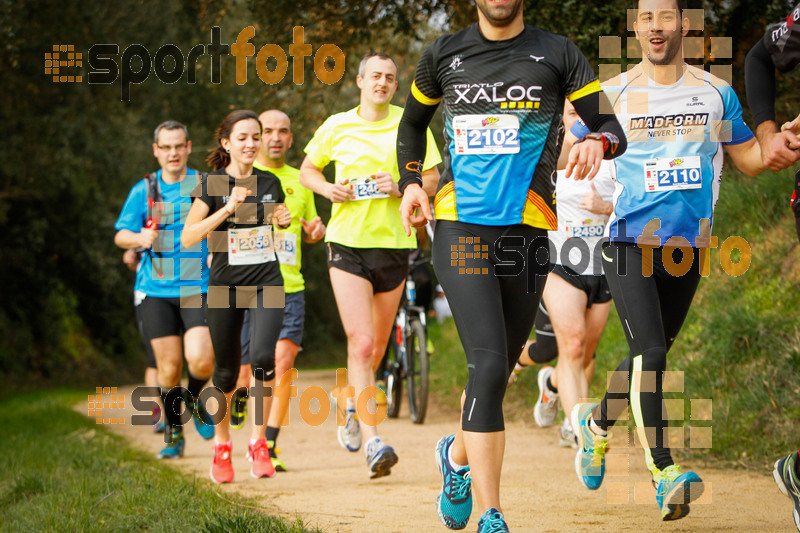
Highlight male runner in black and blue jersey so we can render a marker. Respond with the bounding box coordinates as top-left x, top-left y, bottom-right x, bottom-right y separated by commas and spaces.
746, 3, 800, 530
396, 0, 625, 530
